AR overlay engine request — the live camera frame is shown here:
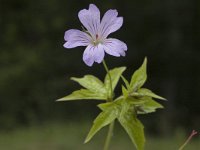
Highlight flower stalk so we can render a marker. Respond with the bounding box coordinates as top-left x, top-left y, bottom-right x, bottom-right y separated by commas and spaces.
102, 60, 114, 150
103, 60, 113, 101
